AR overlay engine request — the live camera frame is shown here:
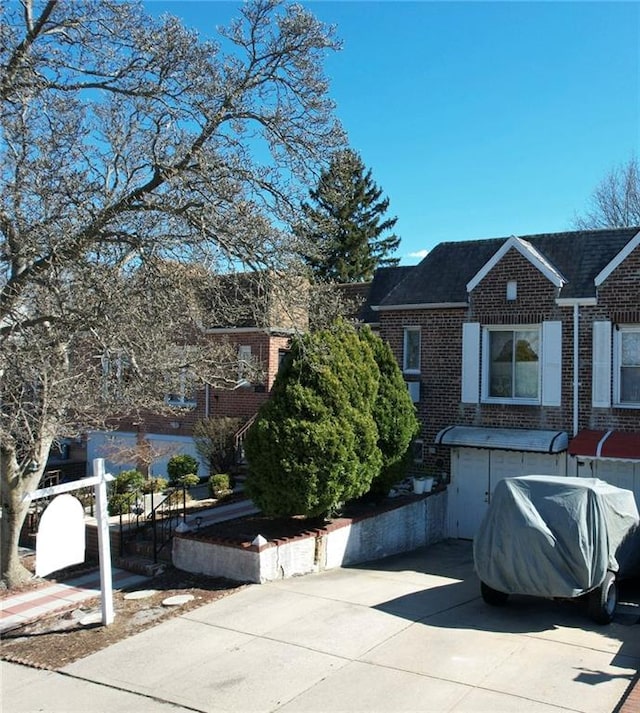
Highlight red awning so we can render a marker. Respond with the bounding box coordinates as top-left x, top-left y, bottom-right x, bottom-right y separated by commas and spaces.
568, 430, 640, 461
